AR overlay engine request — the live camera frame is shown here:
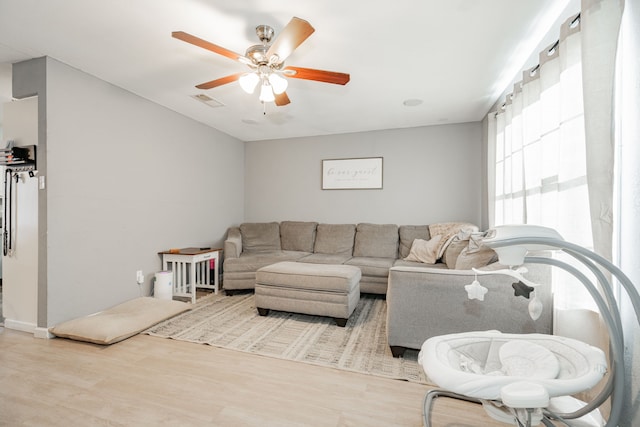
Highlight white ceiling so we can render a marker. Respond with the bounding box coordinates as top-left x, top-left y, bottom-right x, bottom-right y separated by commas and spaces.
0, 0, 578, 141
